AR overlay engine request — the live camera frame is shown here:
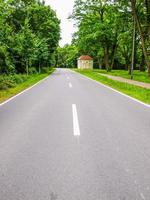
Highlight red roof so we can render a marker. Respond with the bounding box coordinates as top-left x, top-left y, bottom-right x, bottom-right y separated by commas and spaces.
78, 55, 93, 60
